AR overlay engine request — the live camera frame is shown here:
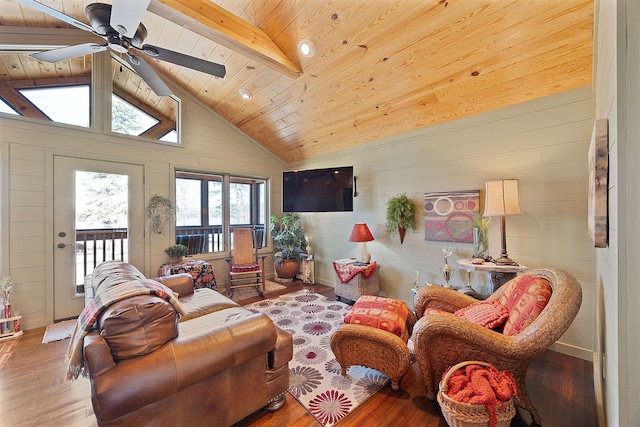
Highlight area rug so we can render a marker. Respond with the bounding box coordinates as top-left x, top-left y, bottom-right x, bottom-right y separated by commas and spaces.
0, 340, 18, 372
246, 290, 389, 427
42, 319, 77, 344
223, 279, 287, 301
